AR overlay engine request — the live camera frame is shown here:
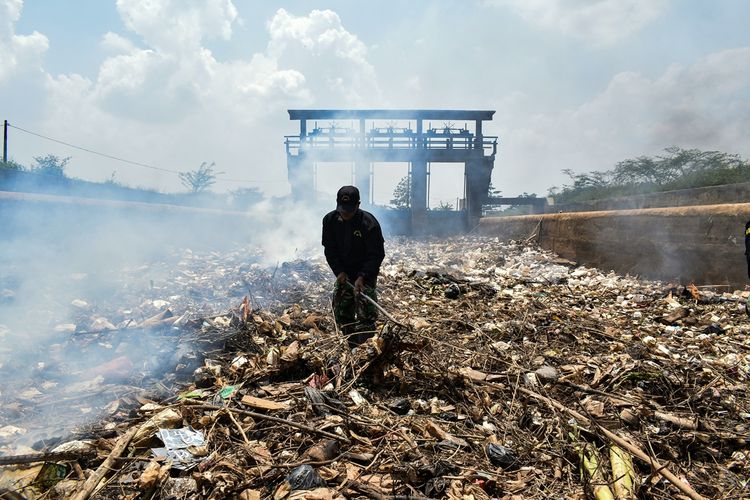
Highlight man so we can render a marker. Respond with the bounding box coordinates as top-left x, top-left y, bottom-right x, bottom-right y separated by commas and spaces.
322, 186, 385, 347
745, 220, 750, 316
